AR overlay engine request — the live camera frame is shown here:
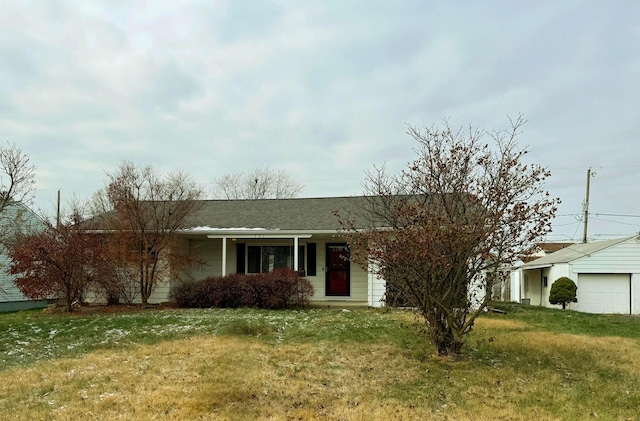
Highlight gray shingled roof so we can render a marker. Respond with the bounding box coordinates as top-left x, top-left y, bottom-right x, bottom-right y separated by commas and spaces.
180, 196, 372, 231
520, 237, 632, 268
